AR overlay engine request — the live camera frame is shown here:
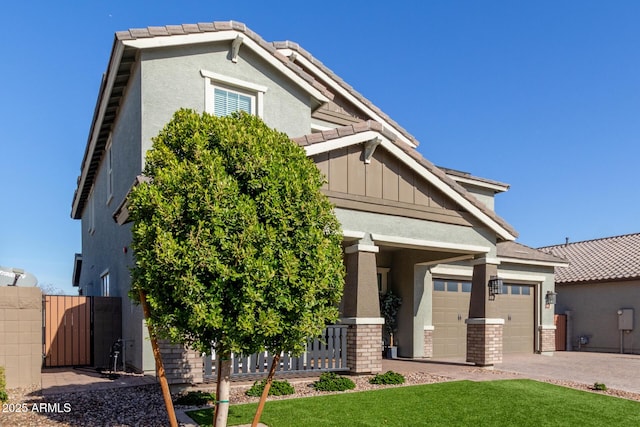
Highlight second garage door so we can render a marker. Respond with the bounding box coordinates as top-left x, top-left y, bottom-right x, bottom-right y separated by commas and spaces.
499, 283, 534, 354
432, 279, 534, 357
